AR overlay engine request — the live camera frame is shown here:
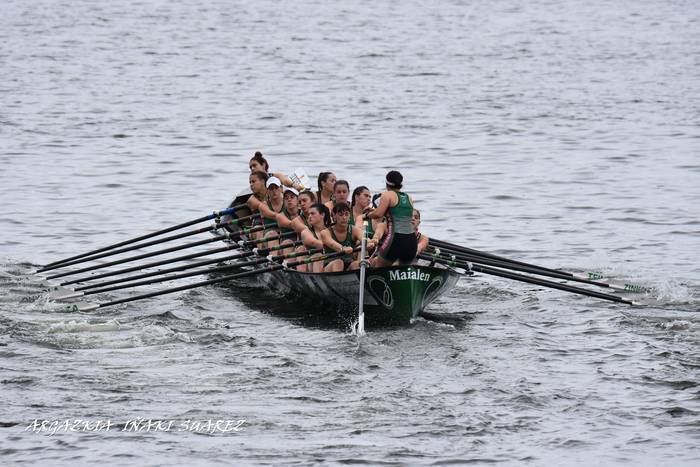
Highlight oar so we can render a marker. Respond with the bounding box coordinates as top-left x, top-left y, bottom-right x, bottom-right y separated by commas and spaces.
36, 213, 260, 274
420, 254, 640, 306
429, 238, 652, 293
52, 244, 316, 301
40, 205, 247, 270
45, 230, 296, 288
356, 220, 369, 336
49, 241, 303, 299
43, 225, 266, 281
58, 249, 356, 312
425, 247, 646, 294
